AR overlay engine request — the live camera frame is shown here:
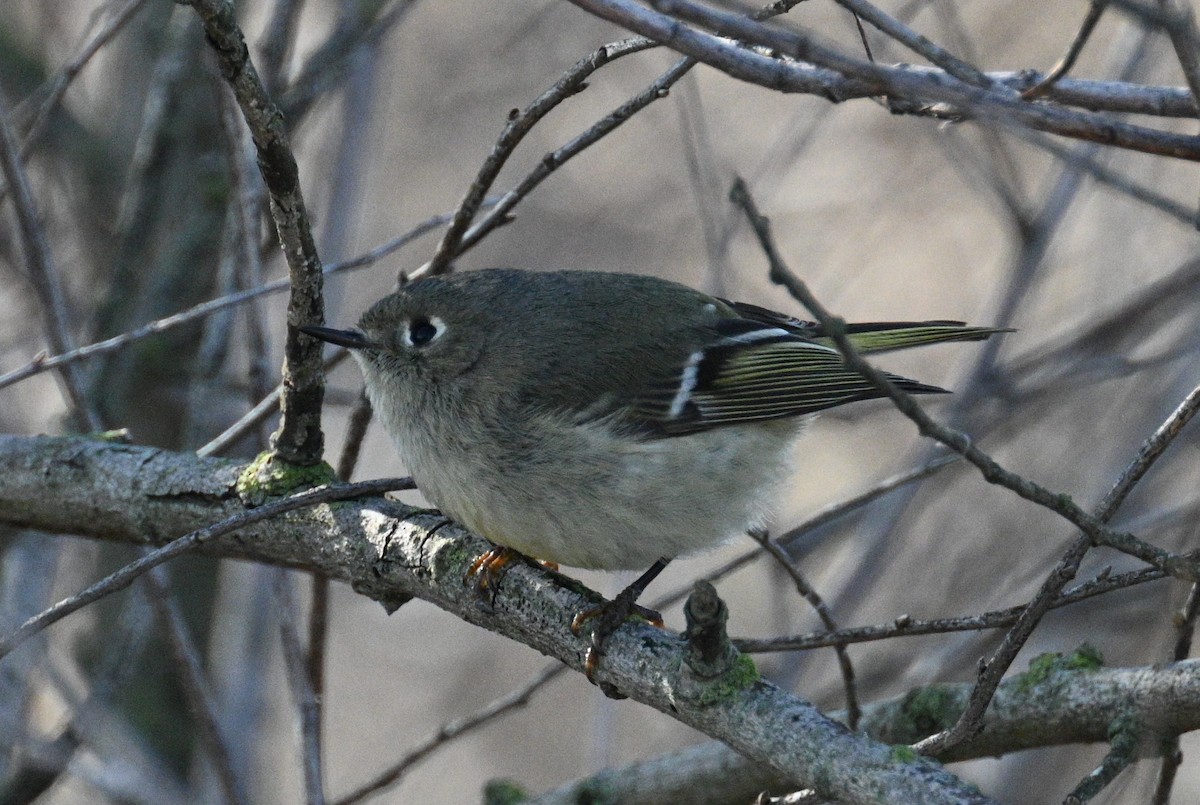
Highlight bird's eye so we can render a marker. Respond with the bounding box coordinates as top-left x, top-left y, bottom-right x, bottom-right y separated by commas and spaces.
406, 316, 441, 347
